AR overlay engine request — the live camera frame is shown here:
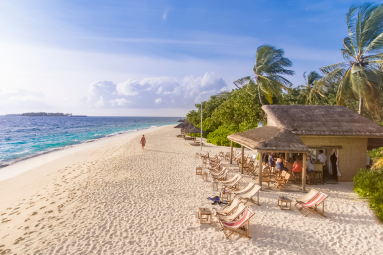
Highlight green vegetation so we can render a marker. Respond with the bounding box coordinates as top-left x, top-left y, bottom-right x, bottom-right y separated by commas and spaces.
186, 2, 383, 146
354, 148, 383, 221
233, 44, 294, 105
313, 3, 383, 119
